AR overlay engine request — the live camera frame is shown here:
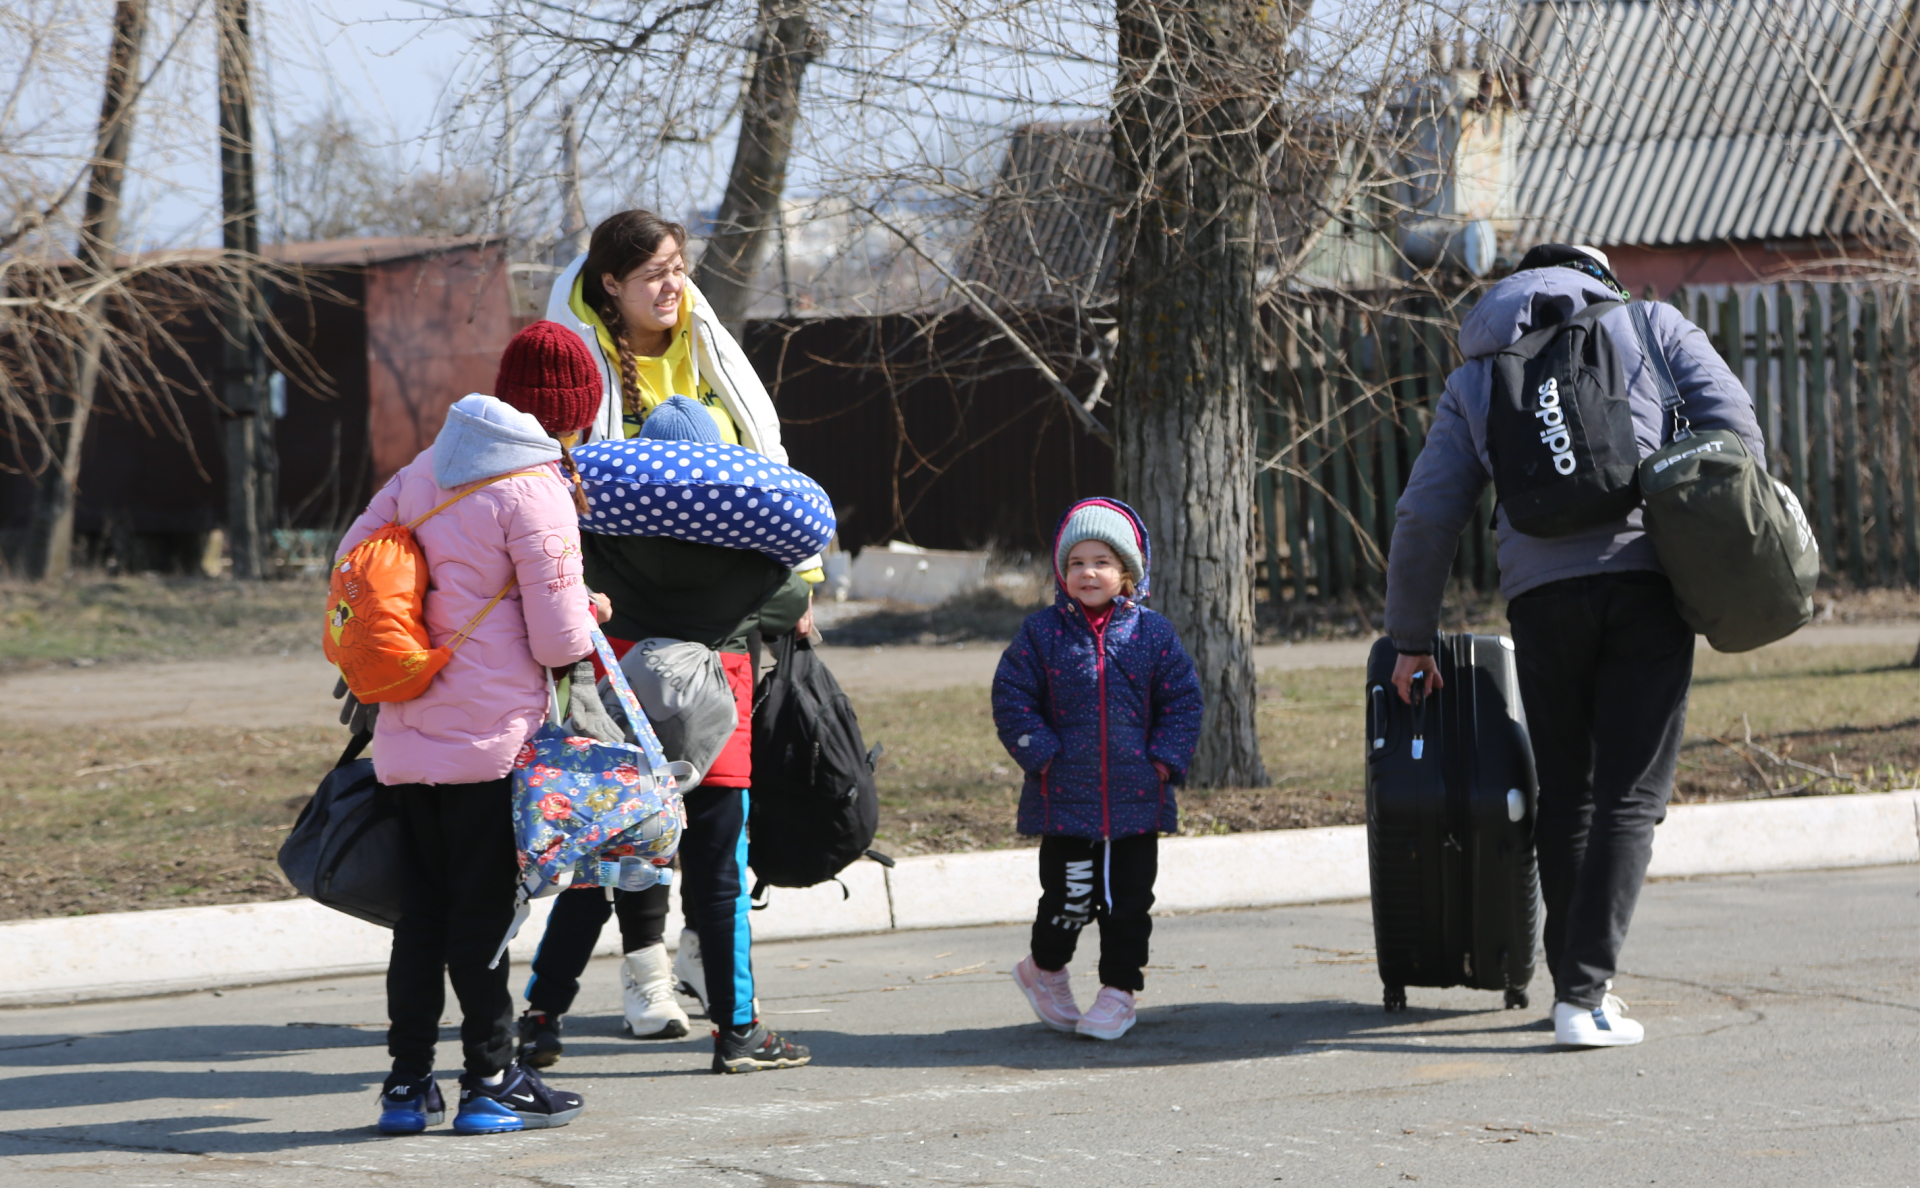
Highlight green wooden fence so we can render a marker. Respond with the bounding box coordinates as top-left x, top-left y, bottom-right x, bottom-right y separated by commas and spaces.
1255, 283, 1920, 601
